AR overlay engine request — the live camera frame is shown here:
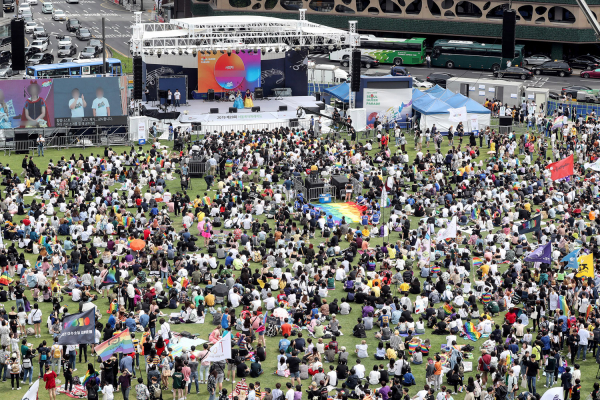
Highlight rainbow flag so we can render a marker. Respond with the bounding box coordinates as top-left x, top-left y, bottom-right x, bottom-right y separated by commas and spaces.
0, 272, 13, 286
82, 370, 98, 387
443, 303, 454, 315
471, 206, 479, 220
420, 343, 430, 356
309, 202, 368, 224
587, 304, 594, 321
181, 277, 189, 289
123, 216, 135, 228
431, 265, 441, 275
559, 295, 570, 316
113, 205, 120, 214
202, 196, 212, 207
95, 329, 135, 361
103, 267, 117, 285
506, 352, 513, 366
38, 236, 57, 245
166, 276, 174, 289
412, 165, 418, 175
481, 293, 492, 303
473, 257, 484, 268
407, 342, 420, 355
225, 159, 233, 168
484, 209, 491, 218
107, 301, 117, 314
464, 322, 481, 341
